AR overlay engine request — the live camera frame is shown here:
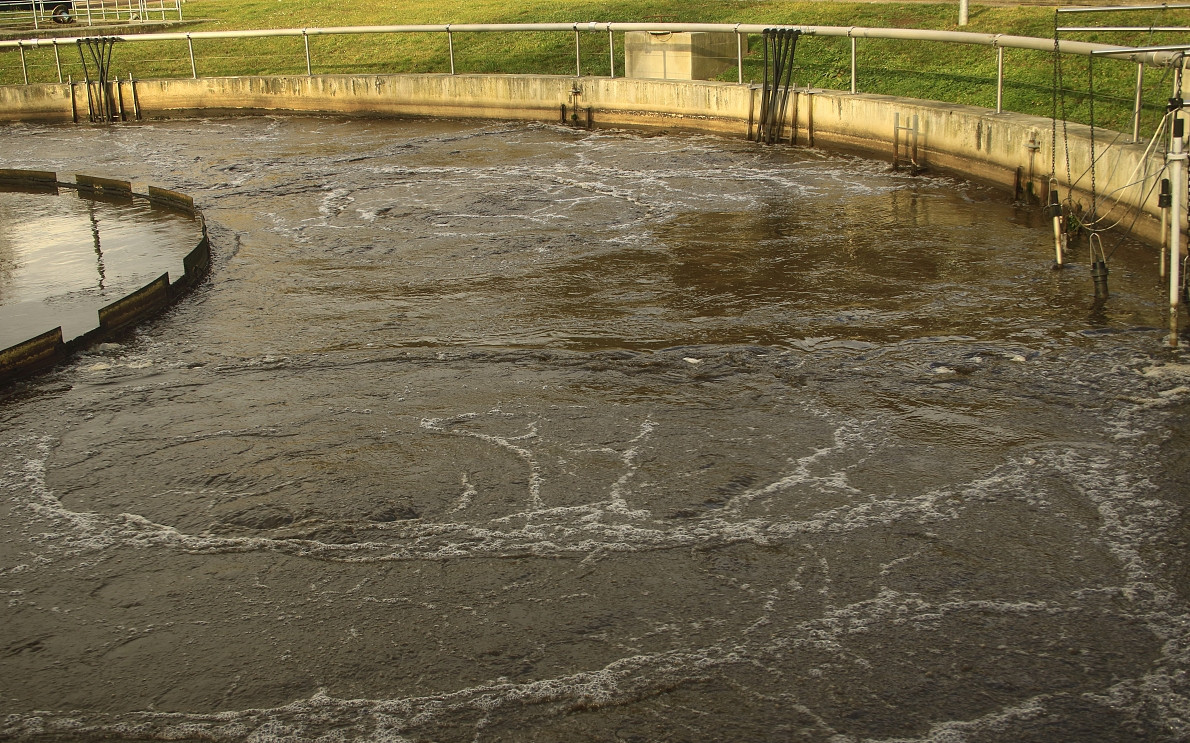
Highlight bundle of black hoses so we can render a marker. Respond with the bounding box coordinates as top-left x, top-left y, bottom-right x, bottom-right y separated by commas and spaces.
758, 28, 800, 145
